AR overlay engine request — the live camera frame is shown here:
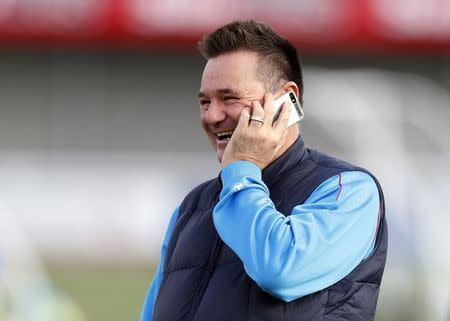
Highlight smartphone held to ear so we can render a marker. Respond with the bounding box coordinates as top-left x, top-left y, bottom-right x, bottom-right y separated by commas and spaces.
273, 91, 304, 128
